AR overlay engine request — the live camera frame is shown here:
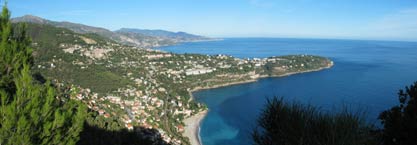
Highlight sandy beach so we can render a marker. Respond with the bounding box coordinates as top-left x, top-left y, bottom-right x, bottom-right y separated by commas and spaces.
183, 110, 208, 145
